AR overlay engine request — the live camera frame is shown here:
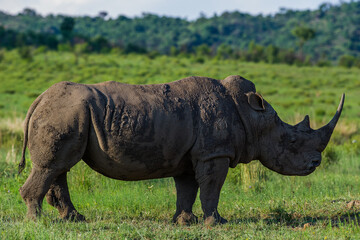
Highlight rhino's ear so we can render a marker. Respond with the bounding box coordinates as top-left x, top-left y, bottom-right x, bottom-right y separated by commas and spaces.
245, 92, 265, 111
